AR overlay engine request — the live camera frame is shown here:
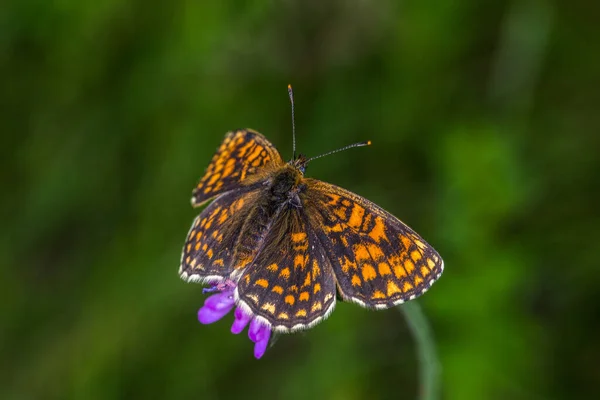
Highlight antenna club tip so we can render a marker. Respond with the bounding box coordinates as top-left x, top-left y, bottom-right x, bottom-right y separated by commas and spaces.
367, 140, 372, 146
287, 84, 292, 90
